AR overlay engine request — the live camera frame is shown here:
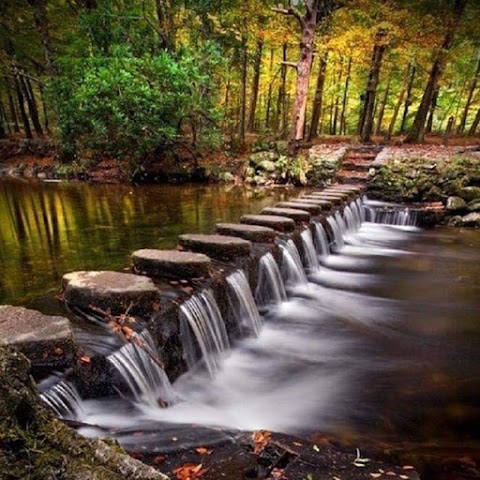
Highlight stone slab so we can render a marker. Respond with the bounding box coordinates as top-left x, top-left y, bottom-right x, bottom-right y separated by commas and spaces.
62, 271, 161, 315
0, 305, 75, 367
178, 233, 252, 259
132, 249, 211, 280
276, 201, 322, 215
307, 194, 344, 205
240, 214, 295, 232
216, 223, 276, 243
261, 207, 310, 223
299, 196, 333, 208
